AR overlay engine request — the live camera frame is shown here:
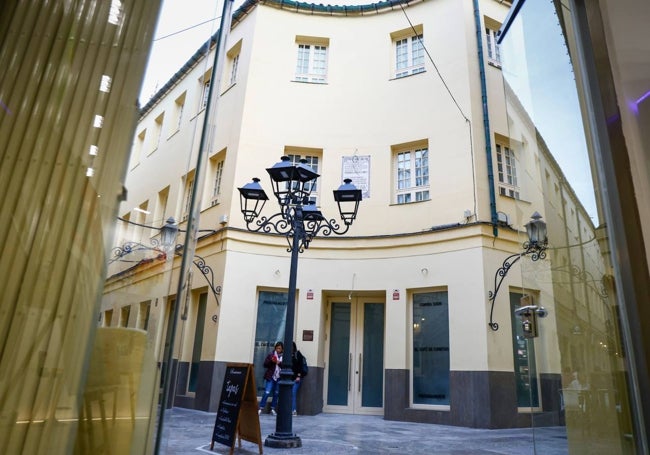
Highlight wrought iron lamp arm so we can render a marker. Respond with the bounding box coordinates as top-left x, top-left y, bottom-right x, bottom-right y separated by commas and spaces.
244, 211, 293, 237
487, 253, 523, 331
110, 240, 166, 263
487, 242, 547, 331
